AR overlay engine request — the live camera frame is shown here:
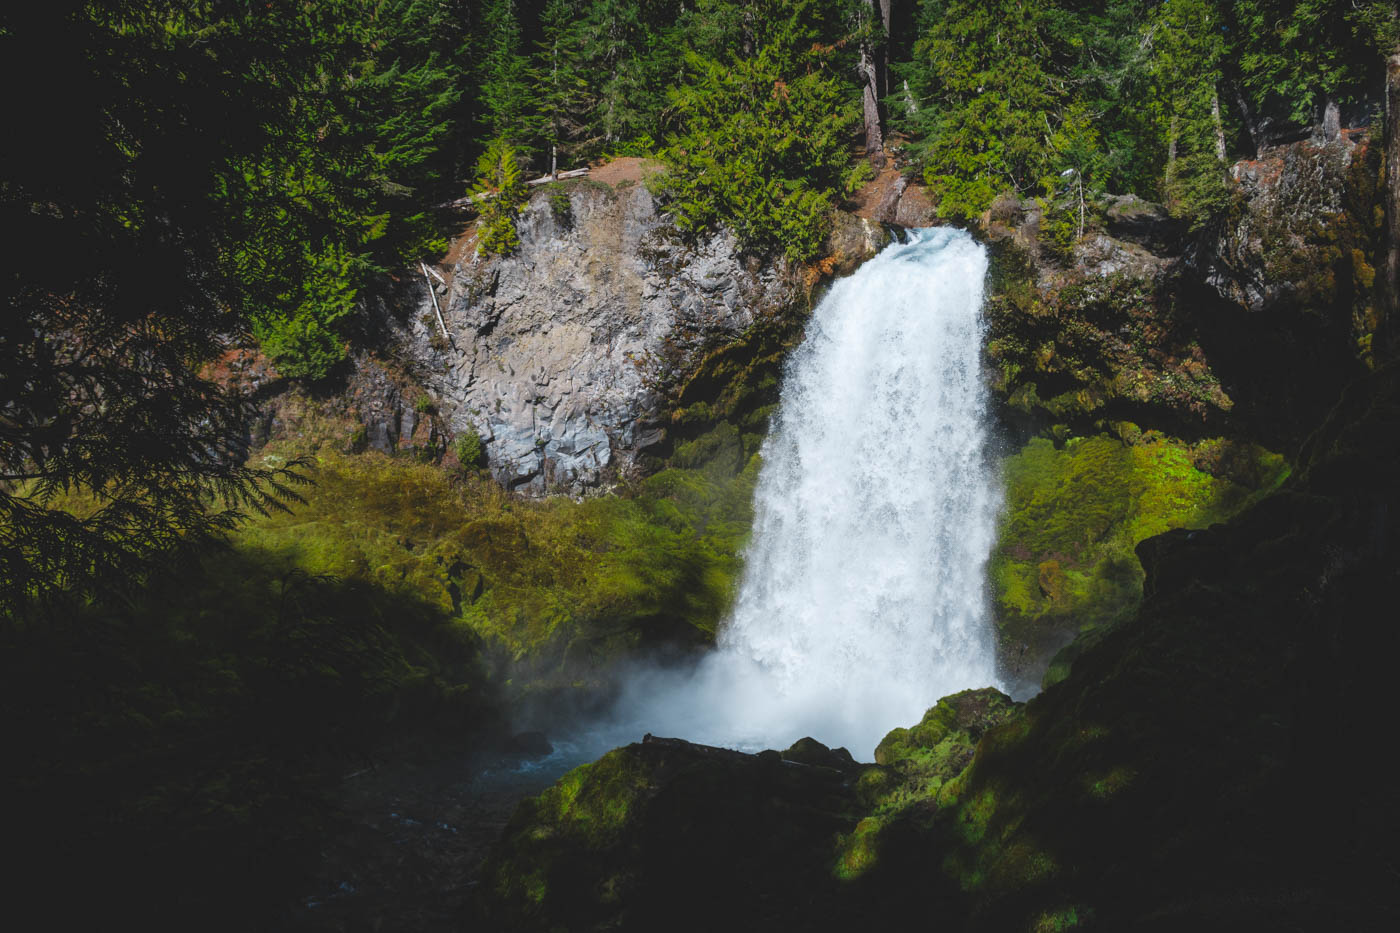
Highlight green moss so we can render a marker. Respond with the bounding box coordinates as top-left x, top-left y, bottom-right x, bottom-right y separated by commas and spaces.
236, 446, 757, 685
834, 689, 1024, 881
993, 434, 1288, 685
